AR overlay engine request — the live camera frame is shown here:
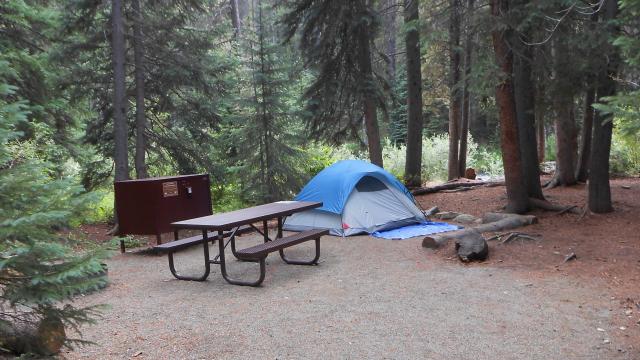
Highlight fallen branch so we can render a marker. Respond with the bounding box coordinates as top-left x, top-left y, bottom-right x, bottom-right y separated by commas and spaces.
554, 205, 577, 216
498, 232, 541, 244
412, 180, 504, 195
